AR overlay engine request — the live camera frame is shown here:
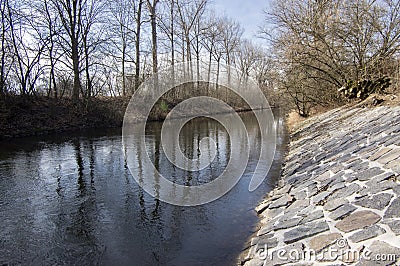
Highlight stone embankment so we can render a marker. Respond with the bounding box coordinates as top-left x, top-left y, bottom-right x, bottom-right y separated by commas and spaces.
241, 105, 400, 265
